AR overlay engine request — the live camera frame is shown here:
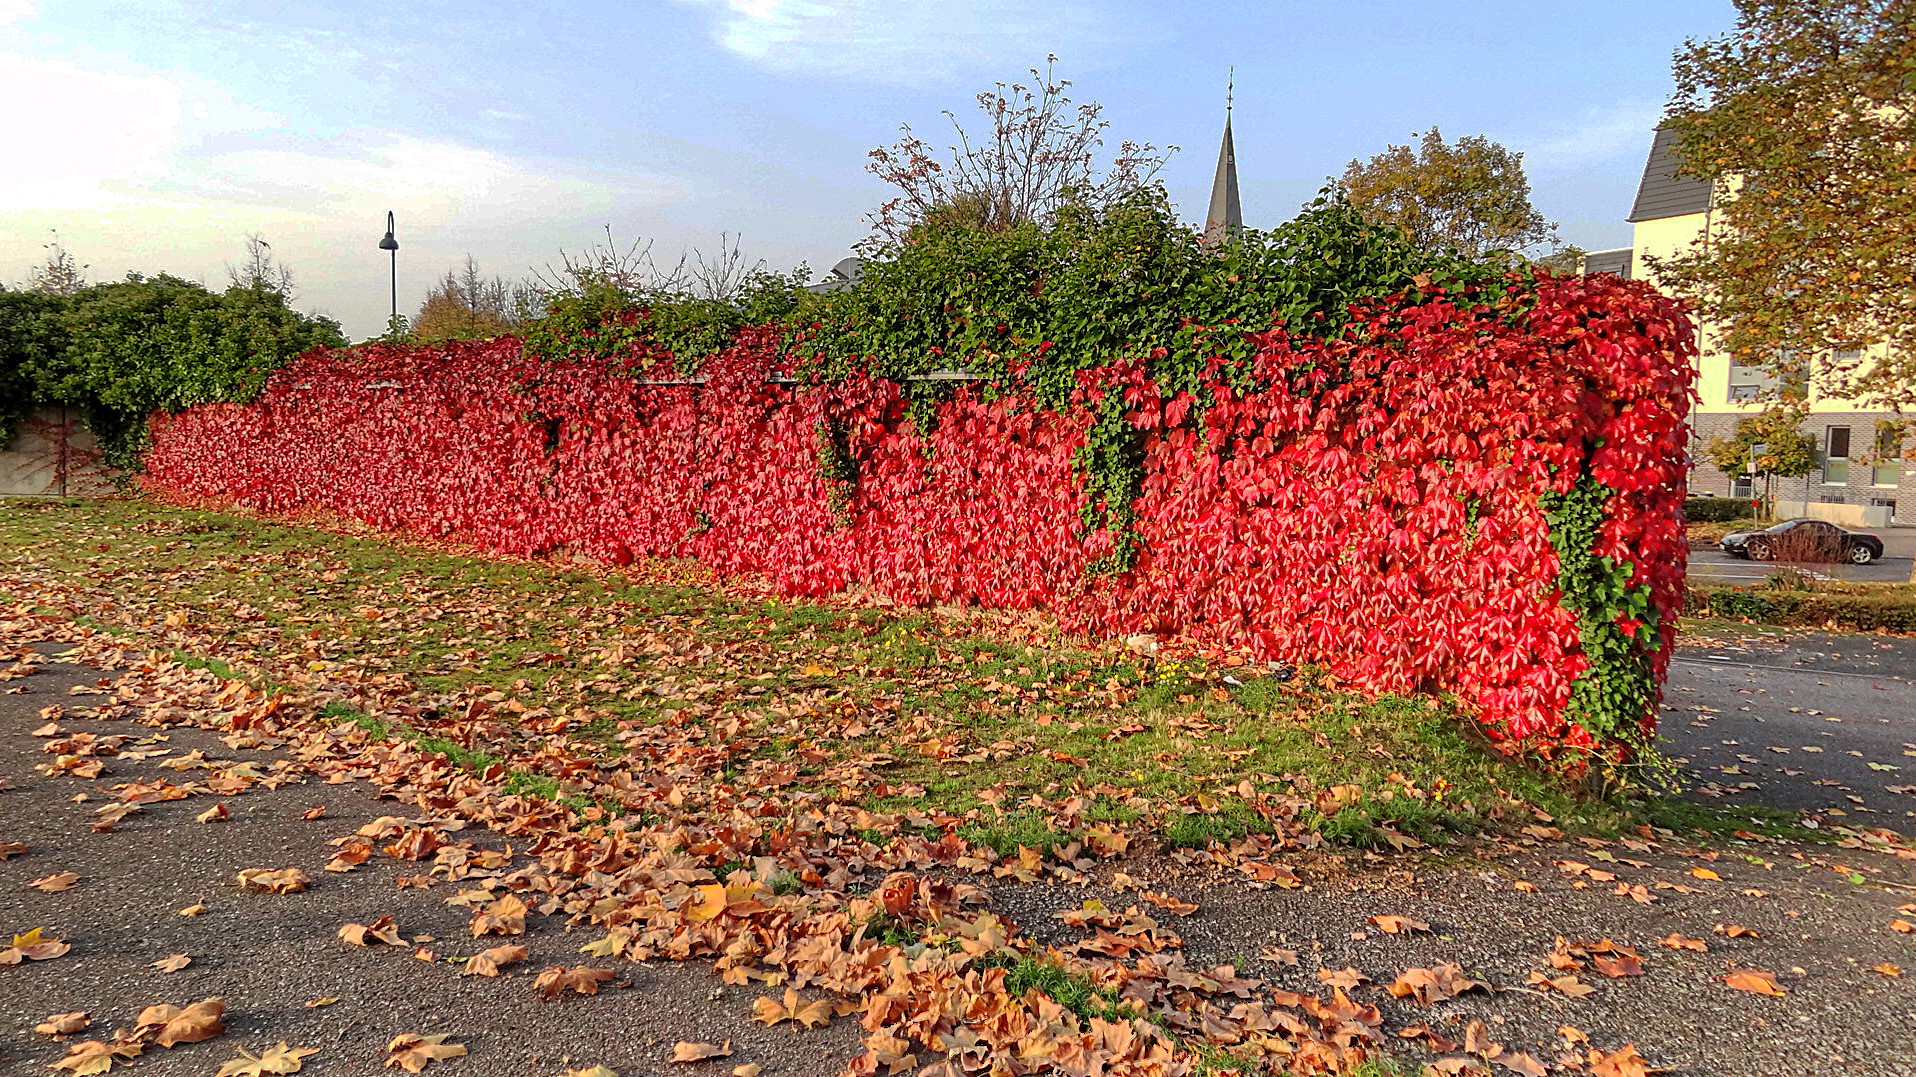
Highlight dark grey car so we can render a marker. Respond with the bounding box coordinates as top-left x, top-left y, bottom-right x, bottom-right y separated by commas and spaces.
1719, 518, 1884, 564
